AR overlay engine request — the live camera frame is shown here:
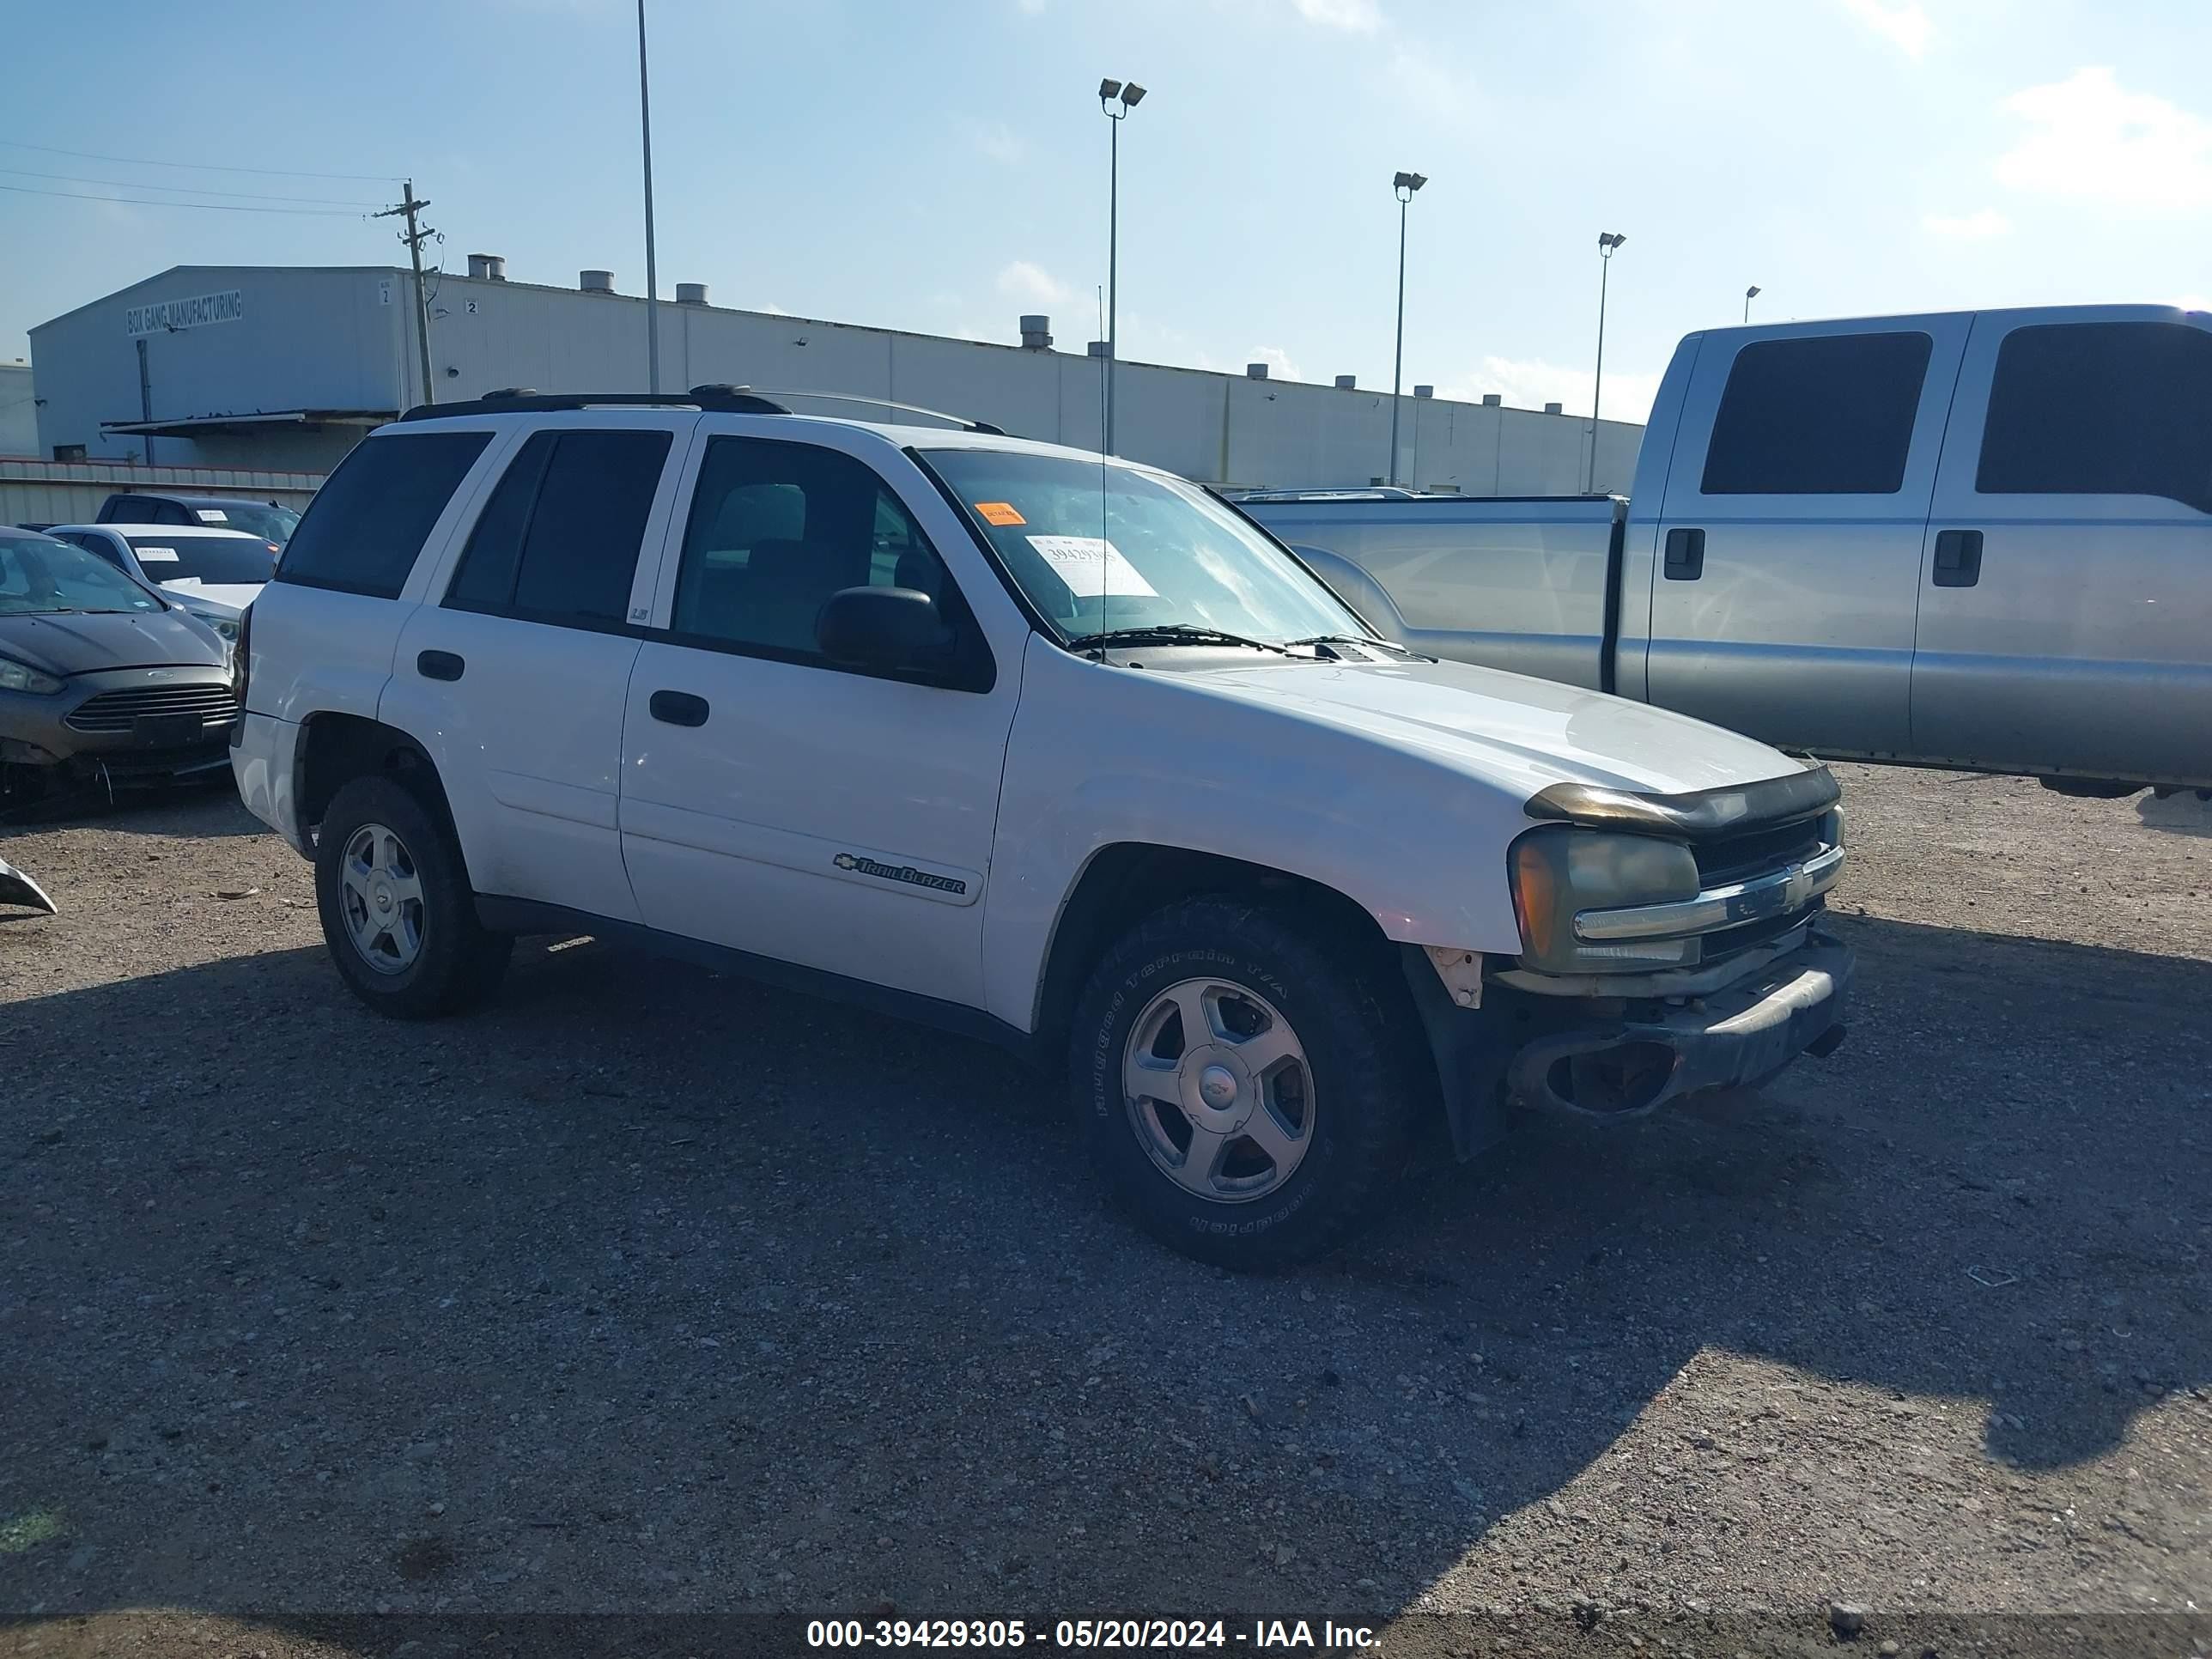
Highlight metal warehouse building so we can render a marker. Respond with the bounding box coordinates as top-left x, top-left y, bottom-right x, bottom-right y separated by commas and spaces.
30, 263, 1642, 493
